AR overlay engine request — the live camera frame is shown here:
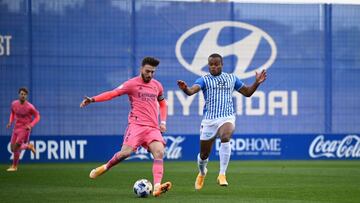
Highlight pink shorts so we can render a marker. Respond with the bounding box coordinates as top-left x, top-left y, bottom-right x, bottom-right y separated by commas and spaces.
123, 123, 165, 151
11, 128, 31, 145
